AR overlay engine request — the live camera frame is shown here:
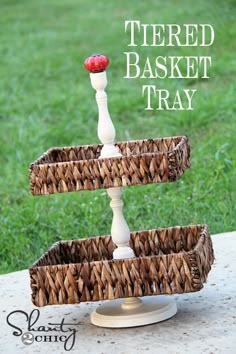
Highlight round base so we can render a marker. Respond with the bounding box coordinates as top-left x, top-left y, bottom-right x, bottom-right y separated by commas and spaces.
90, 297, 177, 328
